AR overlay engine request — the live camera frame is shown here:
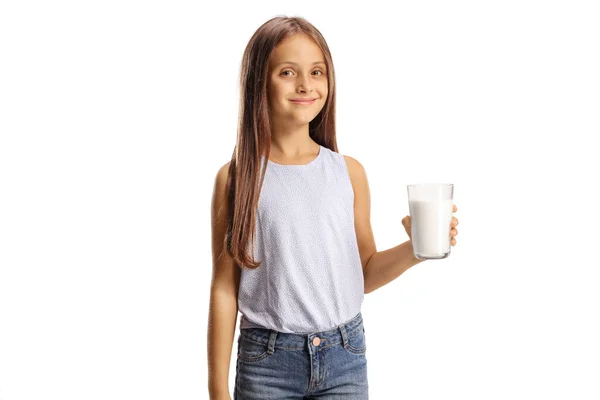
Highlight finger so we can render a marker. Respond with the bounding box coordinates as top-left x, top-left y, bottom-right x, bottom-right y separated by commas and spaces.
453, 204, 457, 212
